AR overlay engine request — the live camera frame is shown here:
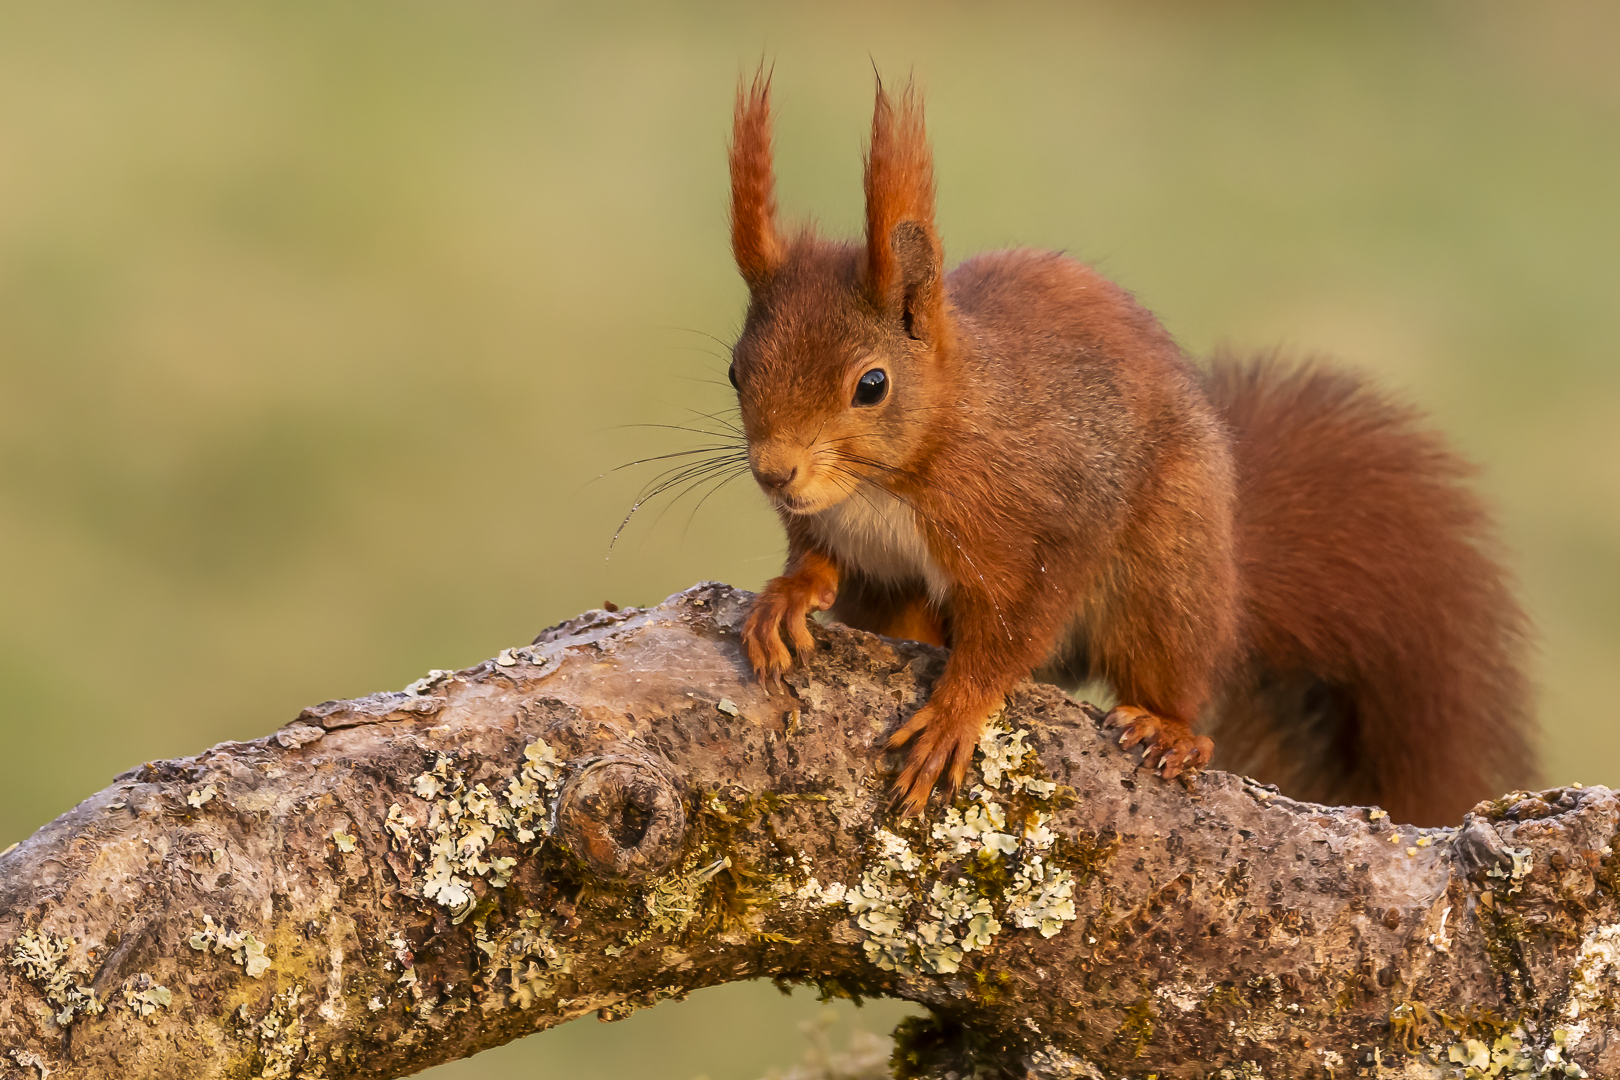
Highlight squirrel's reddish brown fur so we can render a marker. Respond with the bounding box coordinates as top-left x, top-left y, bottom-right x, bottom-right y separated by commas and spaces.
726, 70, 1535, 826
